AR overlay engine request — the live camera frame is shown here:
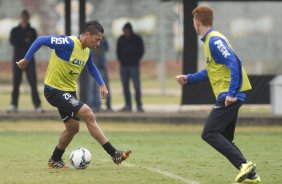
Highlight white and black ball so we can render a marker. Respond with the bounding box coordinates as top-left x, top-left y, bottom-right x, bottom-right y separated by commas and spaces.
70, 147, 92, 169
